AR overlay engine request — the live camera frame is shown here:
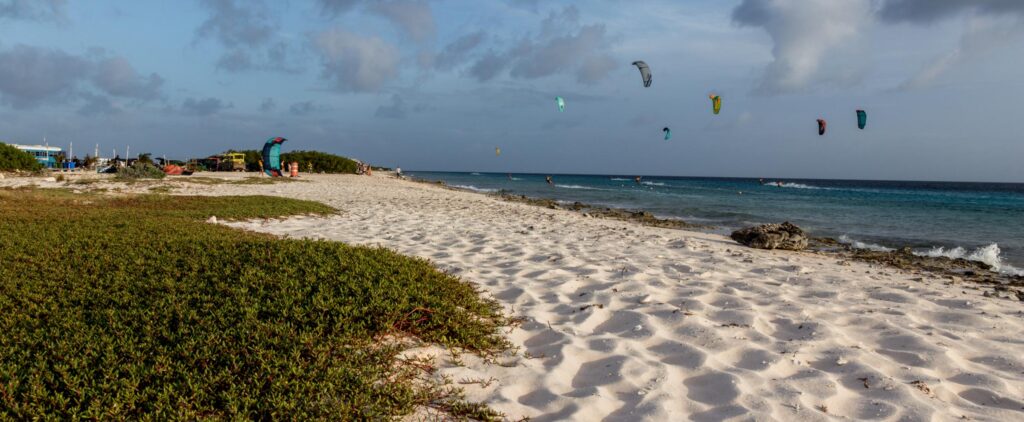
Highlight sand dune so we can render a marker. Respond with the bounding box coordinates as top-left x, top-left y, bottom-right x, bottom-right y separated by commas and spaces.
16, 173, 1020, 420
